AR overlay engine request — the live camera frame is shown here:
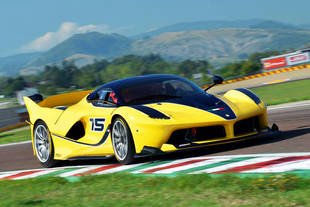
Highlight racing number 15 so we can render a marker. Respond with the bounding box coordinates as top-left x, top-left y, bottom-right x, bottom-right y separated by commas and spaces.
90, 118, 105, 131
